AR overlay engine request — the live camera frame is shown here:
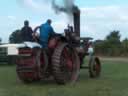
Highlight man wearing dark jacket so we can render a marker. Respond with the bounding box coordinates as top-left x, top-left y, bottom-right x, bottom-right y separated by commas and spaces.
21, 20, 33, 42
